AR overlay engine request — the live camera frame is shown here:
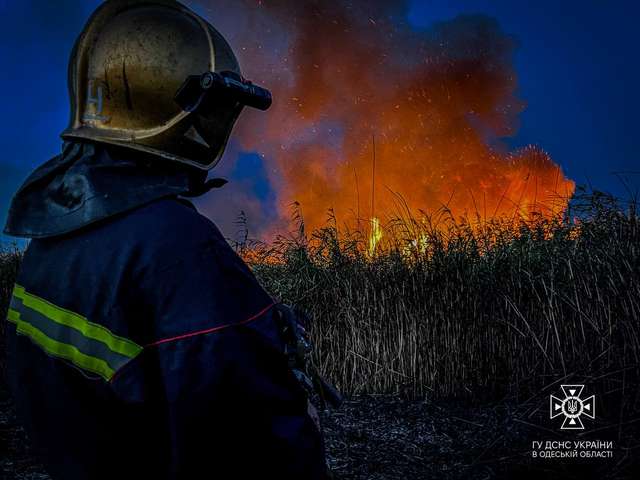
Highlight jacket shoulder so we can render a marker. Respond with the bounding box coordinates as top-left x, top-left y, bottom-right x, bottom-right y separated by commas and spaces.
124, 198, 222, 243
101, 197, 228, 263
